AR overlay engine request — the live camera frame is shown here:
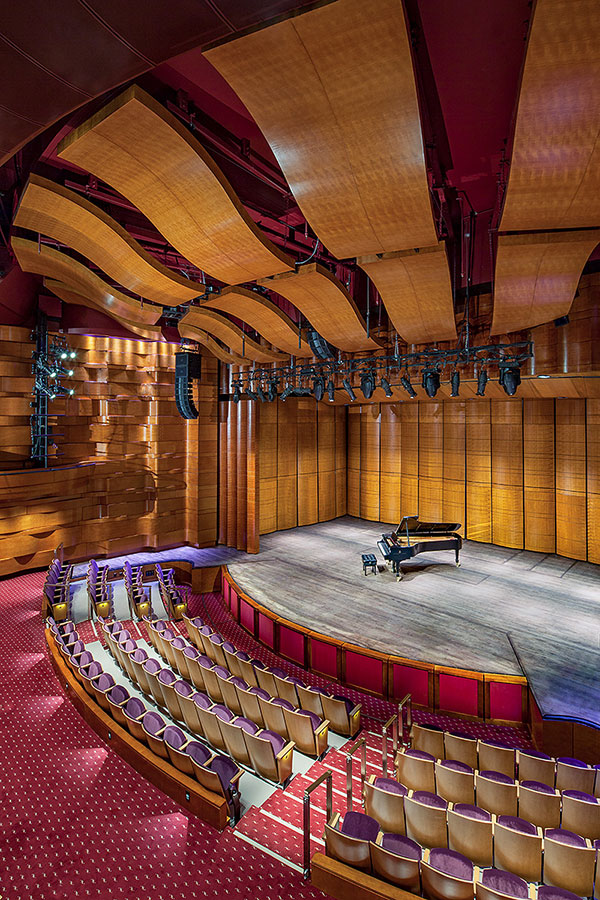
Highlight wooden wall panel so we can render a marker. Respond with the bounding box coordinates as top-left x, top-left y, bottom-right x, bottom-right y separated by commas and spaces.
418, 403, 443, 521
318, 404, 336, 522
258, 402, 278, 535
347, 407, 361, 517
466, 401, 492, 542
587, 400, 600, 563
360, 405, 380, 520
400, 403, 419, 516
277, 403, 298, 531
443, 402, 465, 535
556, 399, 587, 560
335, 407, 347, 519
379, 404, 402, 524
297, 400, 318, 526
523, 399, 555, 553
491, 401, 523, 548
